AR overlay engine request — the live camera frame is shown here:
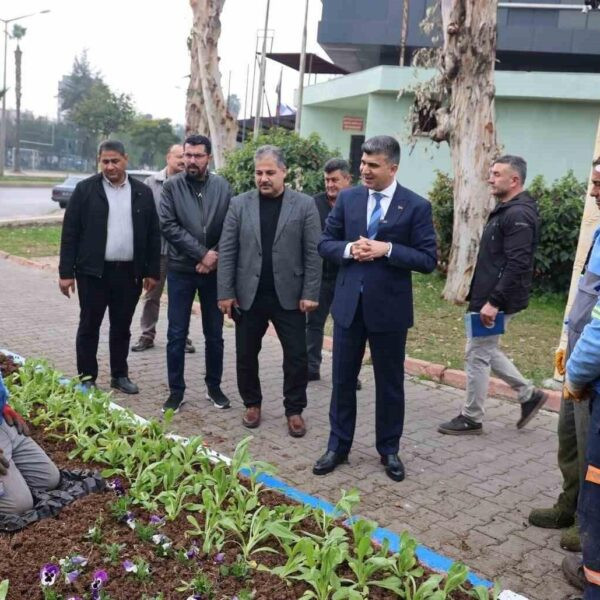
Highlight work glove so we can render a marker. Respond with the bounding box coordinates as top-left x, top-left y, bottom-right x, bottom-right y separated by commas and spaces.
2, 405, 30, 436
0, 449, 9, 476
554, 348, 566, 377
562, 379, 588, 403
